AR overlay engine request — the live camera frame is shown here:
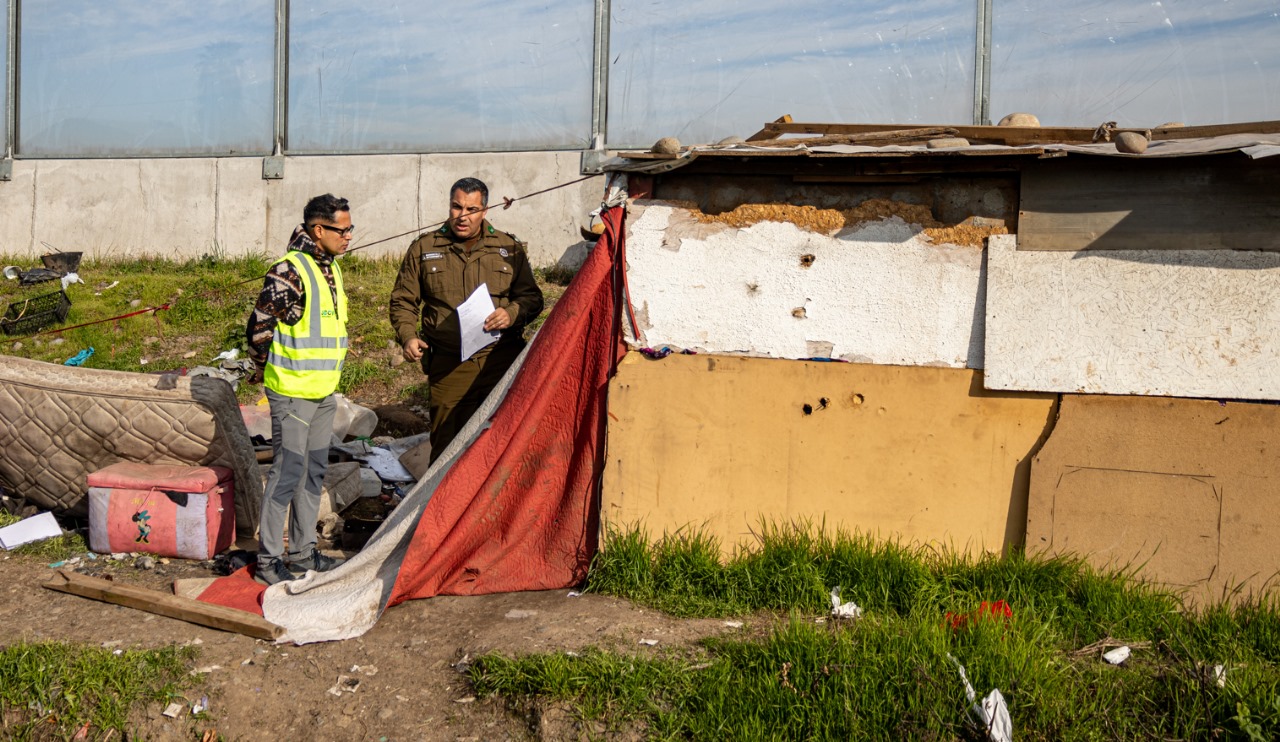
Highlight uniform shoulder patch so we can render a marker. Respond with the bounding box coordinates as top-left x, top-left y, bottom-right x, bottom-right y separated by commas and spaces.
486, 224, 495, 235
